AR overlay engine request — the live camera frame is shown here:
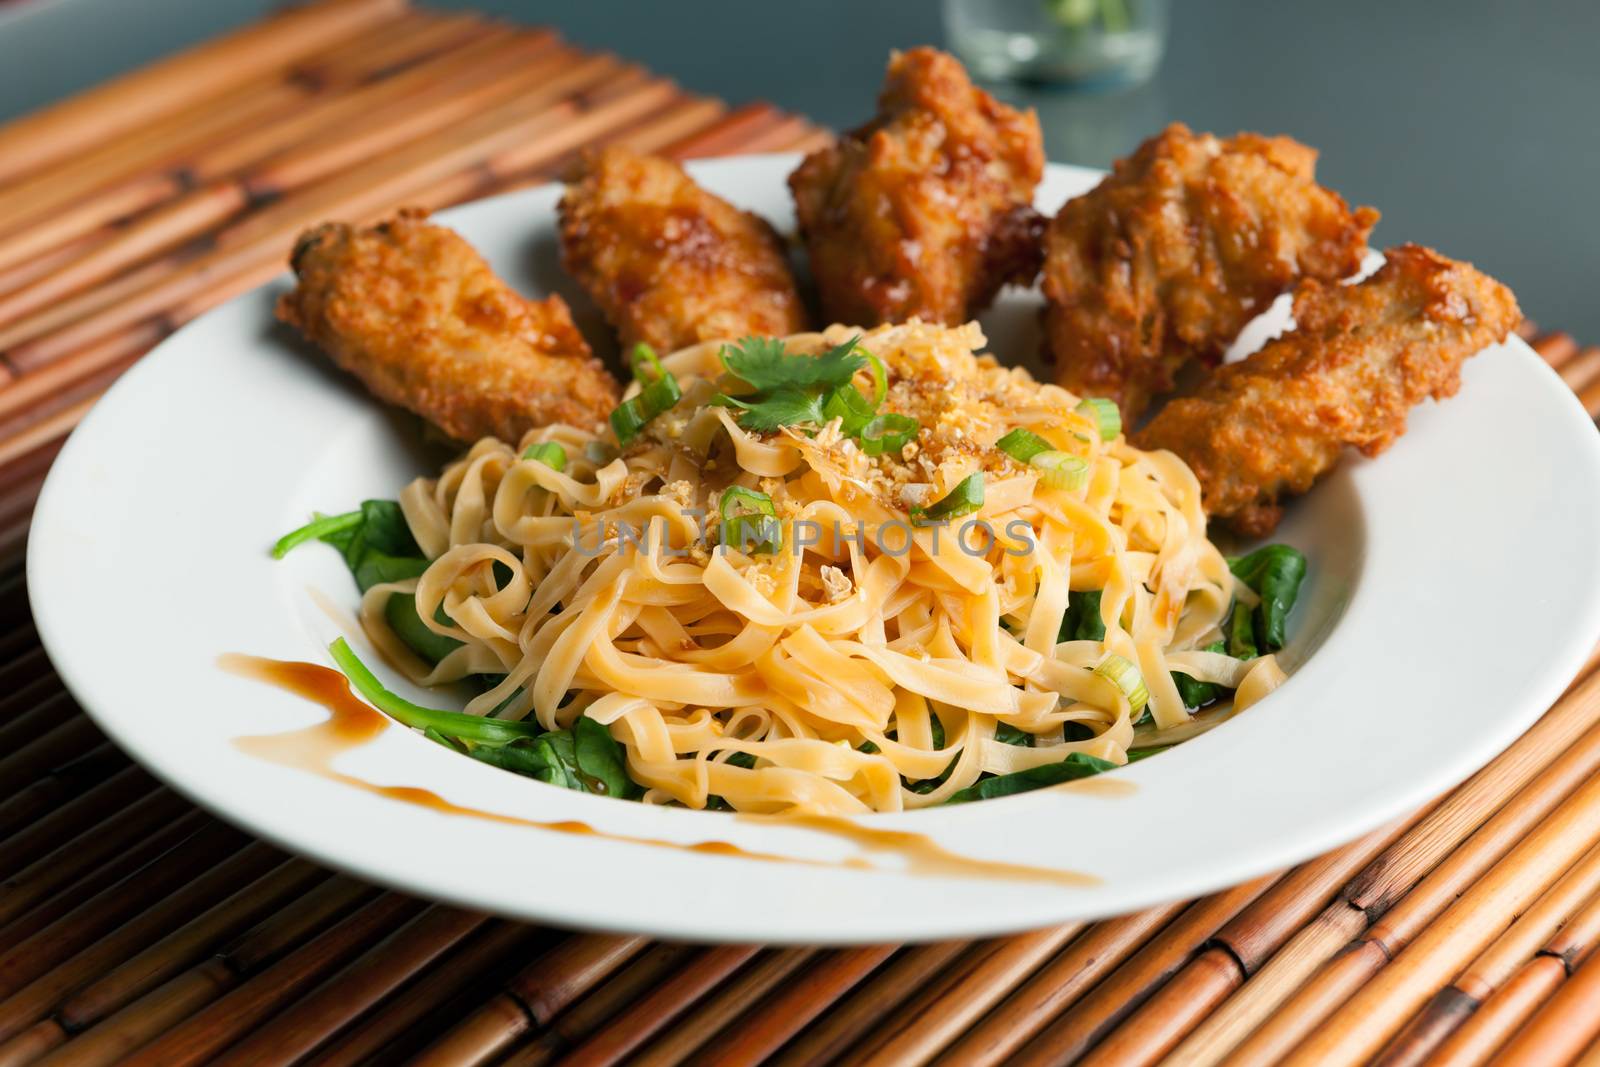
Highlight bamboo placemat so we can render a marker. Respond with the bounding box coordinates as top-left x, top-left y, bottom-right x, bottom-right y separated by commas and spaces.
6, 2, 1600, 1064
